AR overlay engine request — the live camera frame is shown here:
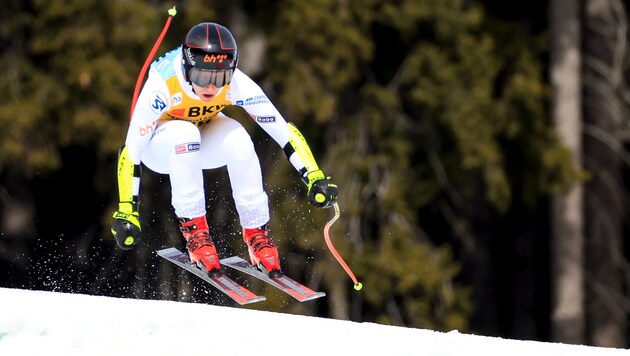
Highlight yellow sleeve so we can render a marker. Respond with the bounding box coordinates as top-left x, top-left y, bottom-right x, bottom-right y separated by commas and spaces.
287, 123, 320, 173
115, 145, 141, 213
284, 123, 325, 184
